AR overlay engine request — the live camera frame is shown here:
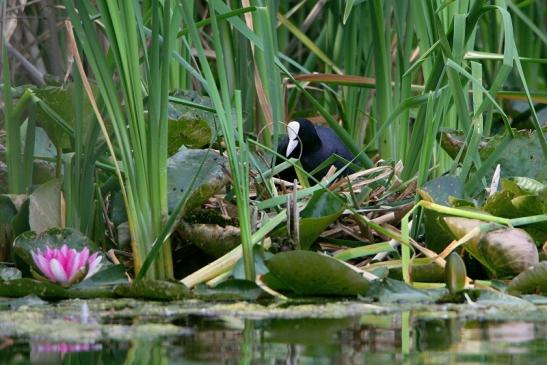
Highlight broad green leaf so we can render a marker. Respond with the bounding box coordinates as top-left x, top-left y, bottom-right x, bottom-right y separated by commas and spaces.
113, 280, 190, 301
440, 128, 547, 181
272, 190, 346, 250
367, 278, 436, 303
167, 149, 228, 217
194, 279, 263, 301
444, 217, 539, 278
419, 175, 464, 252
508, 262, 547, 295
266, 250, 369, 296
28, 179, 61, 233
13, 227, 104, 275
